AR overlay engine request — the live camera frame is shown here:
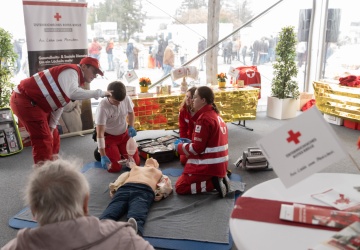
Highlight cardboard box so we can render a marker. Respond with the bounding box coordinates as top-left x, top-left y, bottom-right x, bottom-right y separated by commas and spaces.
323, 113, 343, 126
297, 92, 314, 111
